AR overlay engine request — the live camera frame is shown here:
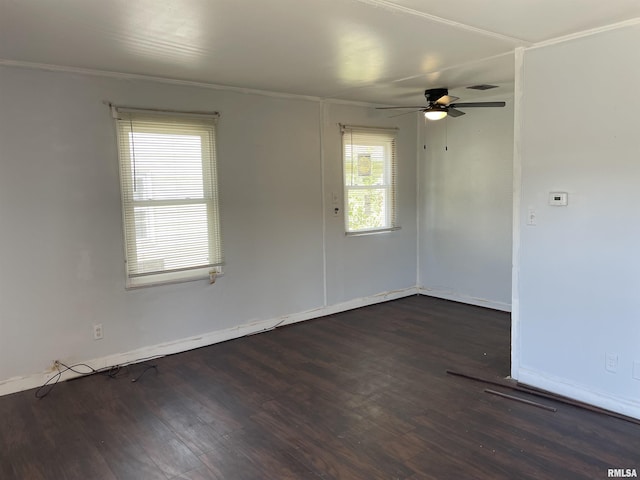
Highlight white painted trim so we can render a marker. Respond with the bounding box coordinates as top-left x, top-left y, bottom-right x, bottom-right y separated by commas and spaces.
415, 114, 422, 288
531, 16, 640, 49
0, 59, 378, 108
353, 0, 529, 45
0, 287, 418, 397
319, 101, 328, 307
281, 286, 419, 326
511, 47, 525, 379
517, 367, 640, 421
418, 287, 511, 312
